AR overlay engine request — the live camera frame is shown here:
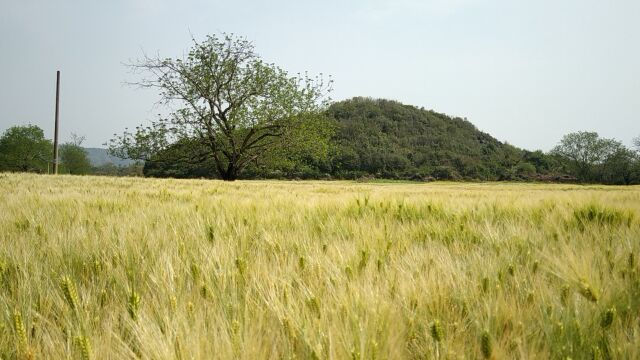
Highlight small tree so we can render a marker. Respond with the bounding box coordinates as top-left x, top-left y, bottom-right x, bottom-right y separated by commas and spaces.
60, 134, 92, 175
108, 34, 332, 180
0, 125, 52, 173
